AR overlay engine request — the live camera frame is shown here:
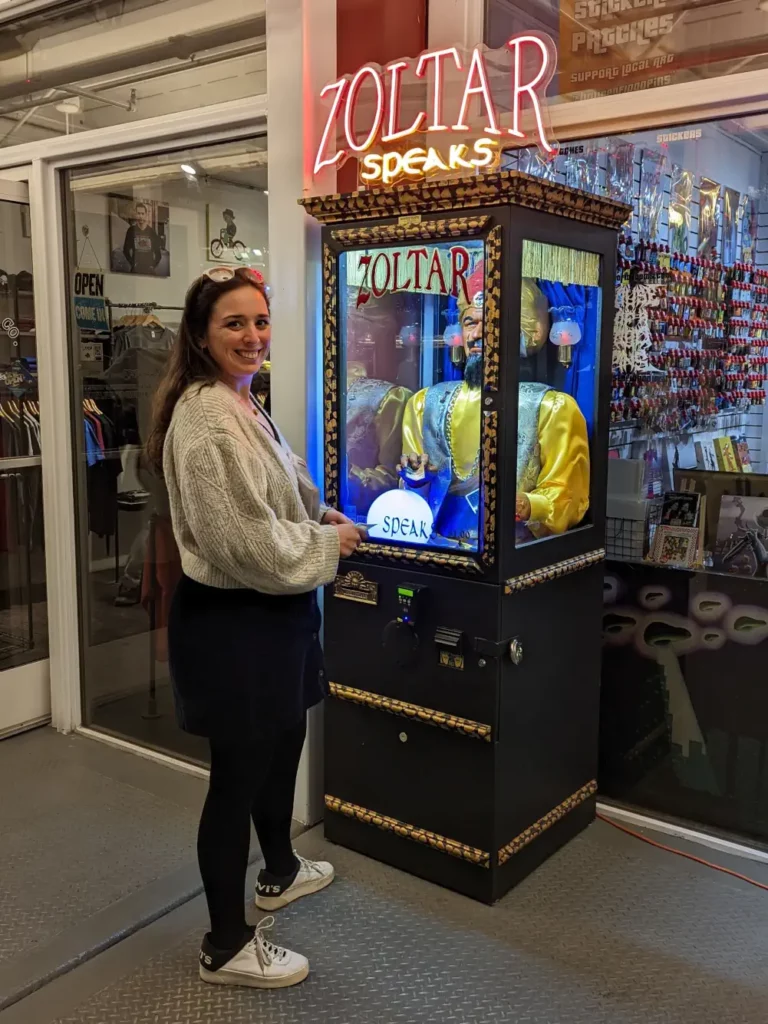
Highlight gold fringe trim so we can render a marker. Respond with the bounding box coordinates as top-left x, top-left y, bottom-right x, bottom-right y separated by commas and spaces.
357, 541, 482, 574
505, 549, 605, 594
325, 795, 490, 867
329, 682, 492, 741
497, 780, 597, 865
331, 215, 489, 245
522, 241, 600, 287
300, 170, 631, 230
